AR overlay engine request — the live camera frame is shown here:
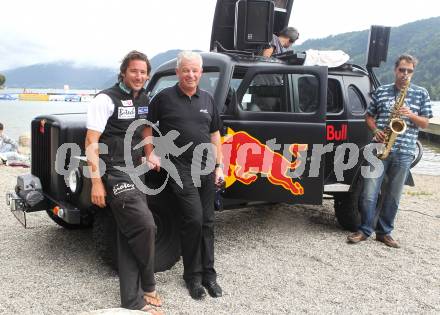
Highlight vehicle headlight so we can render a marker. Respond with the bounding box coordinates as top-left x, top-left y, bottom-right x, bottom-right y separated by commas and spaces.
68, 169, 81, 194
